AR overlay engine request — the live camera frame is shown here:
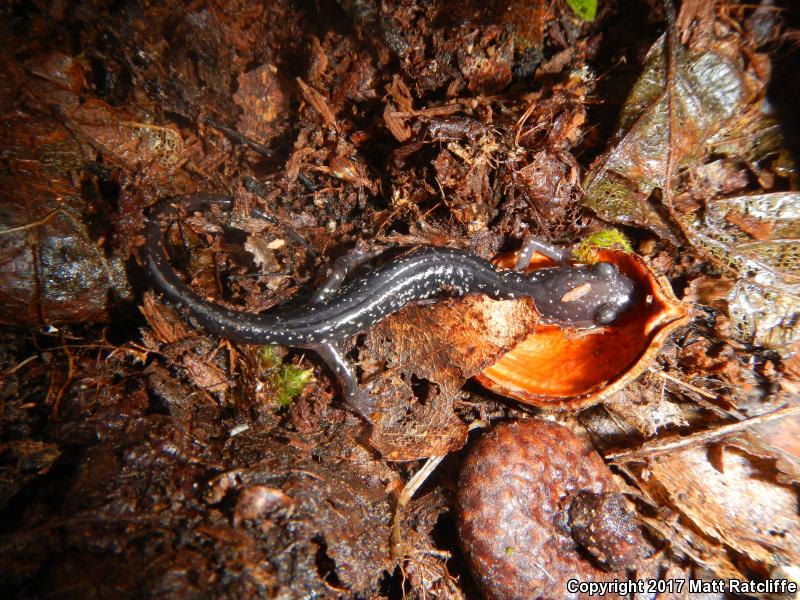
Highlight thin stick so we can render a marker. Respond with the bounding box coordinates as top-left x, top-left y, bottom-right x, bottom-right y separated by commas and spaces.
653, 369, 746, 419
654, 369, 717, 400
391, 420, 488, 558
0, 210, 62, 235
0, 355, 39, 377
662, 0, 678, 217
605, 405, 800, 461
661, 0, 696, 247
